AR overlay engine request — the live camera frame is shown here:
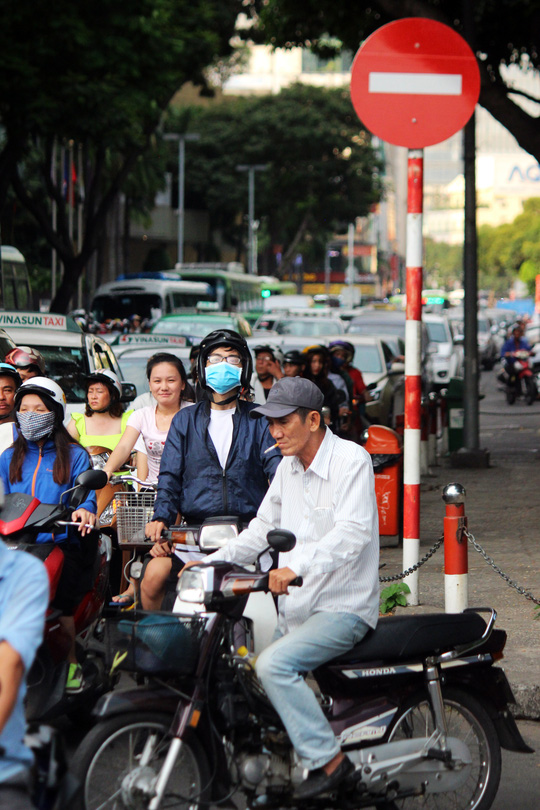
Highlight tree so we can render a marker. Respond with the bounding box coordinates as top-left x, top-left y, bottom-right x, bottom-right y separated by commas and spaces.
170, 84, 383, 276
424, 238, 462, 290
245, 0, 540, 164
478, 197, 540, 296
0, 0, 241, 311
